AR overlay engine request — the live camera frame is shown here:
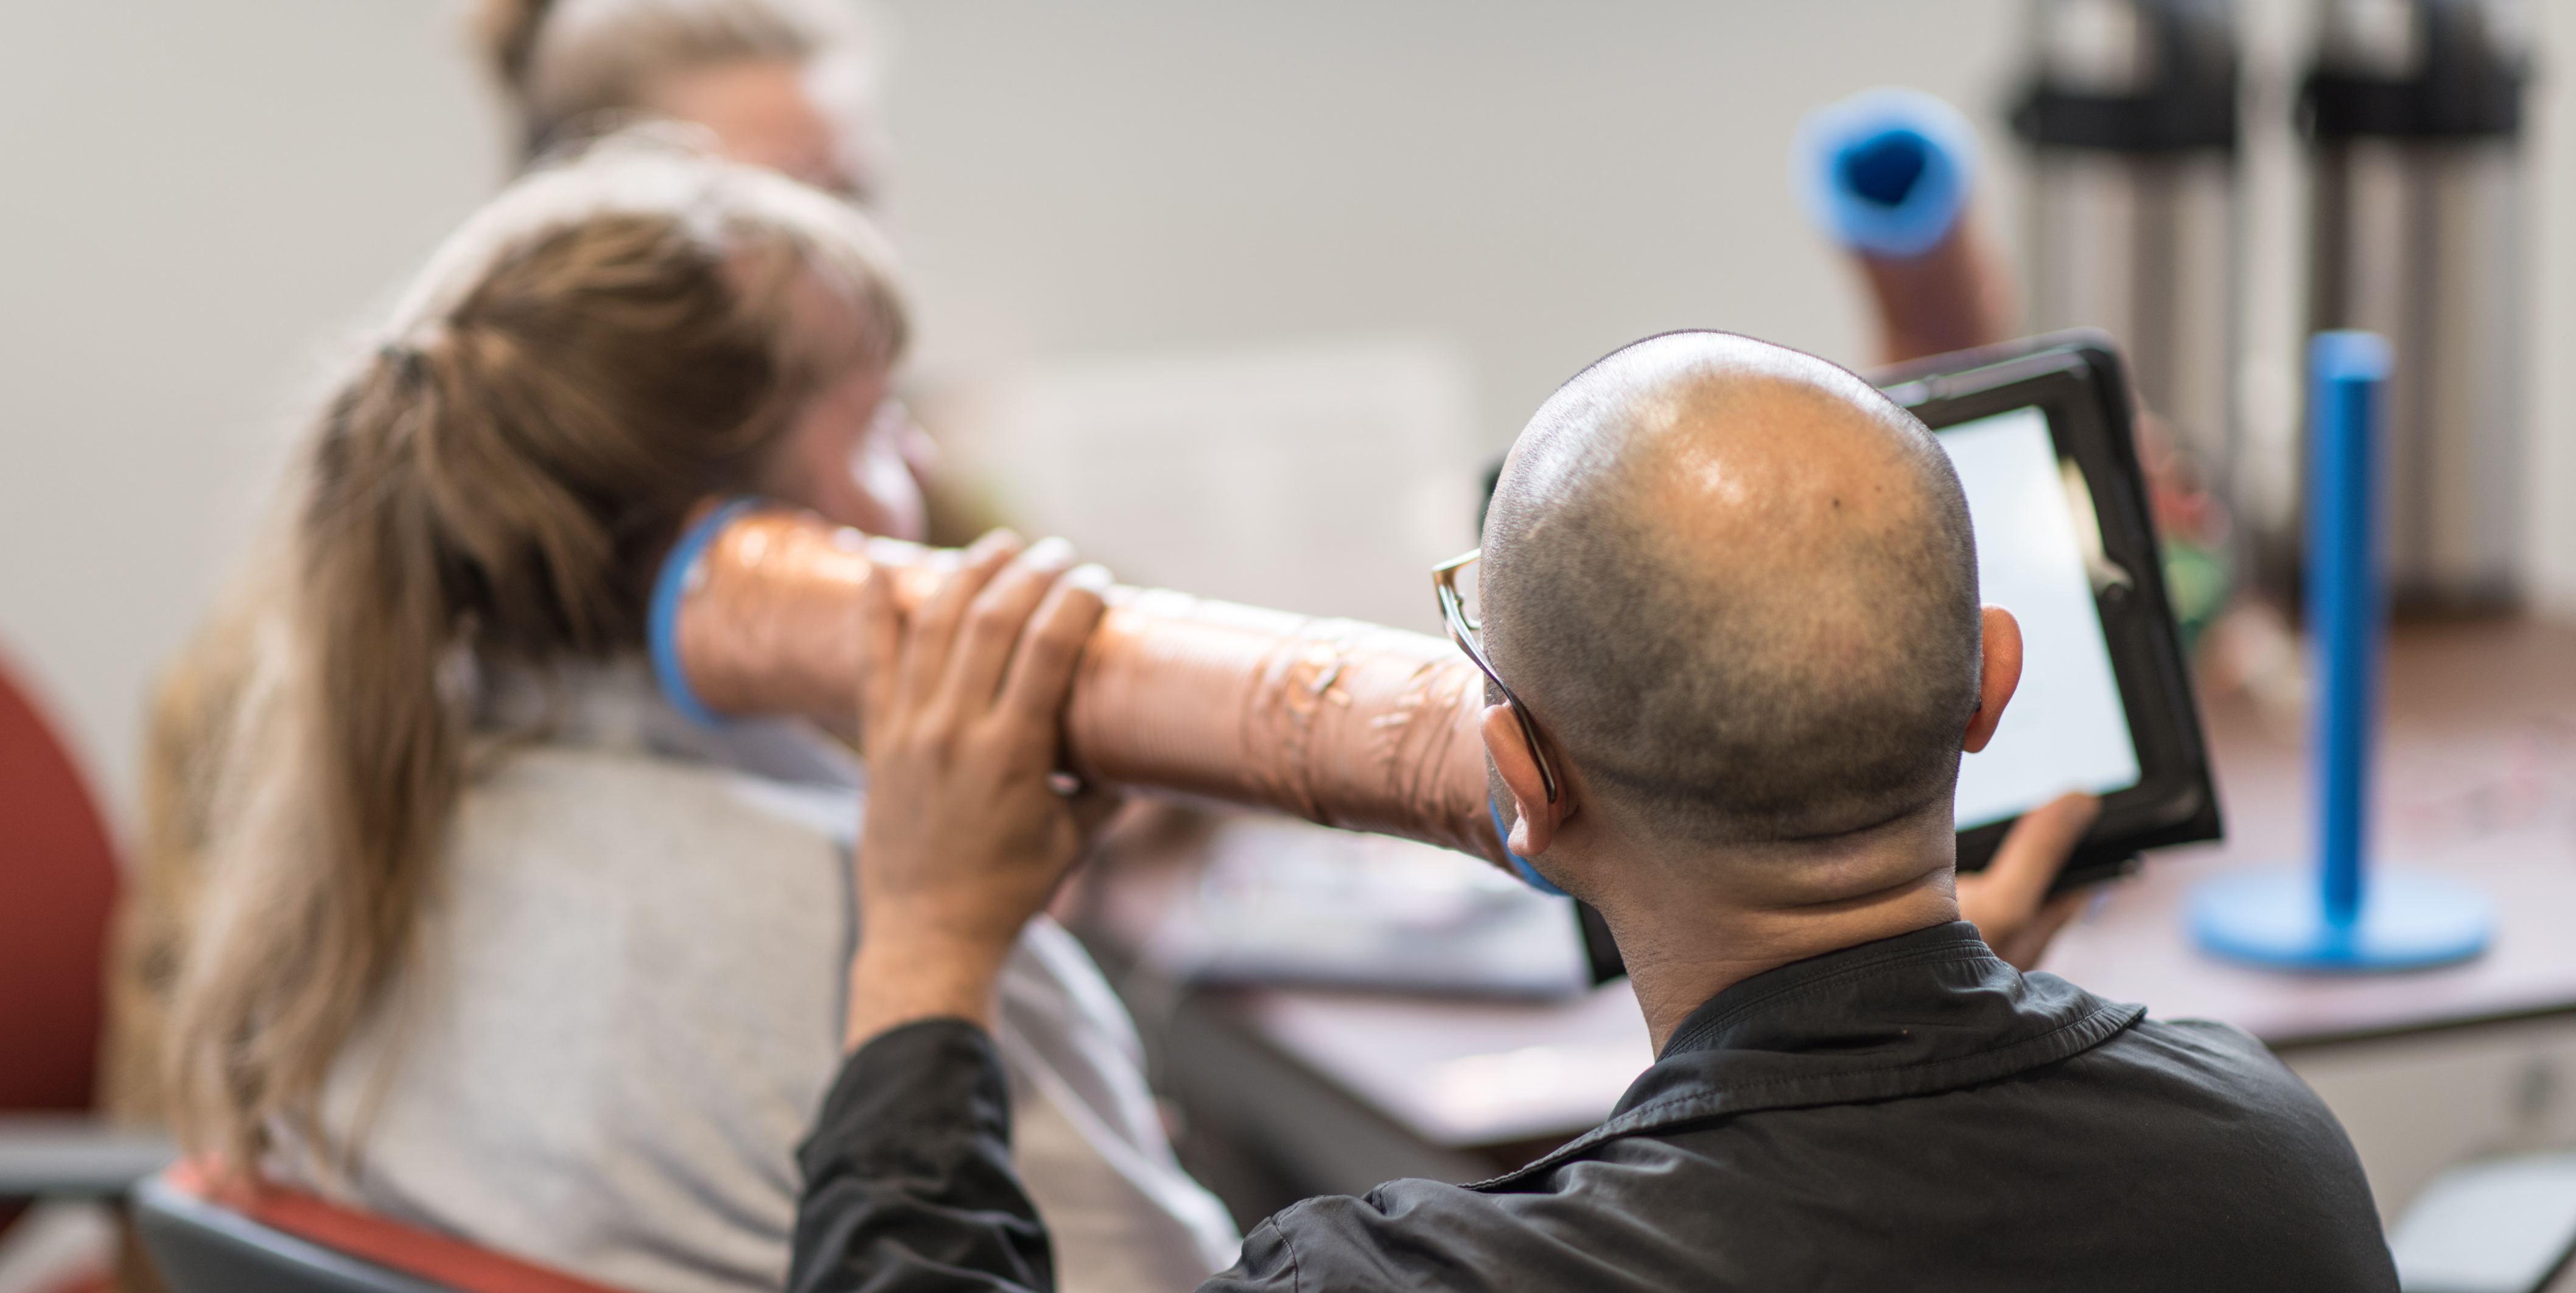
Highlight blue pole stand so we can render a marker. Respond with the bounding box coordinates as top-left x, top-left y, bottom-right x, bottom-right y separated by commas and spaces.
2188, 332, 2493, 972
